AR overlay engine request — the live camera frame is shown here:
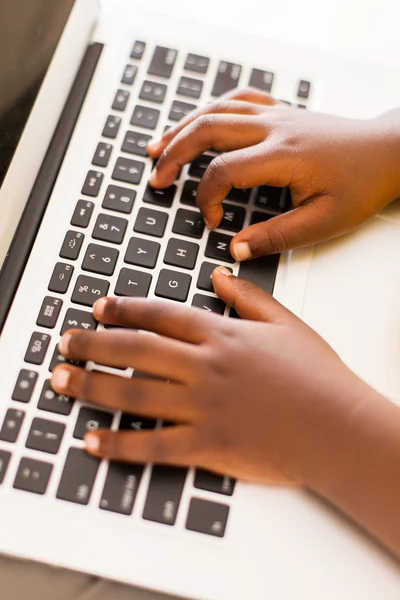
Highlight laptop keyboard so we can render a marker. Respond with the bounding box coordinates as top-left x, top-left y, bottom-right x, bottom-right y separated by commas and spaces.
0, 41, 311, 539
